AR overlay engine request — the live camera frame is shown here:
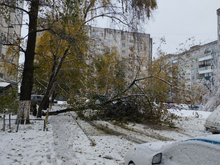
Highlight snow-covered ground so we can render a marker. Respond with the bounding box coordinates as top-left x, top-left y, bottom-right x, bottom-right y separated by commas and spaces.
0, 103, 214, 165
